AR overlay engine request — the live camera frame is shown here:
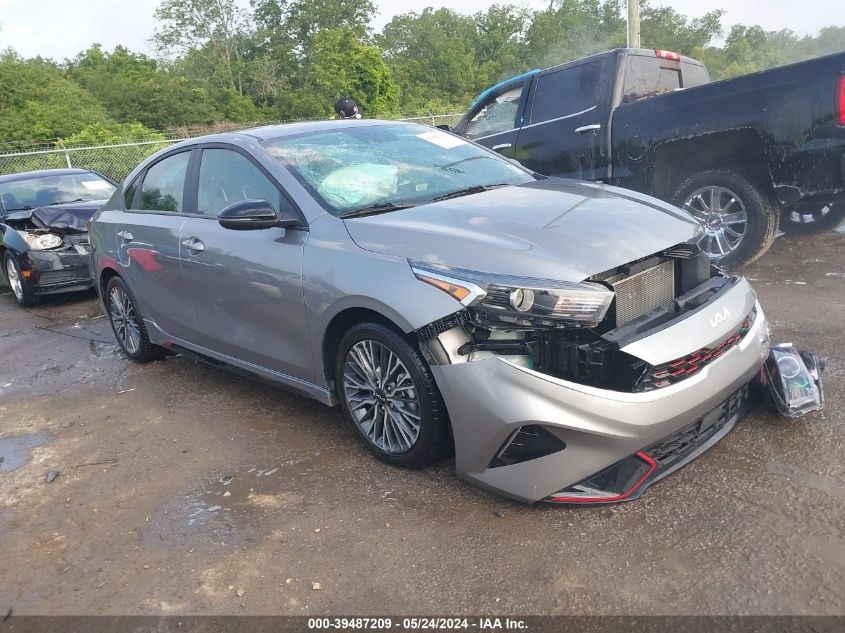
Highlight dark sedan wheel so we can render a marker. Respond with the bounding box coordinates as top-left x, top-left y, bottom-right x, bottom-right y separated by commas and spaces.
105, 276, 165, 362
673, 169, 778, 267
3, 251, 38, 307
336, 322, 451, 468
